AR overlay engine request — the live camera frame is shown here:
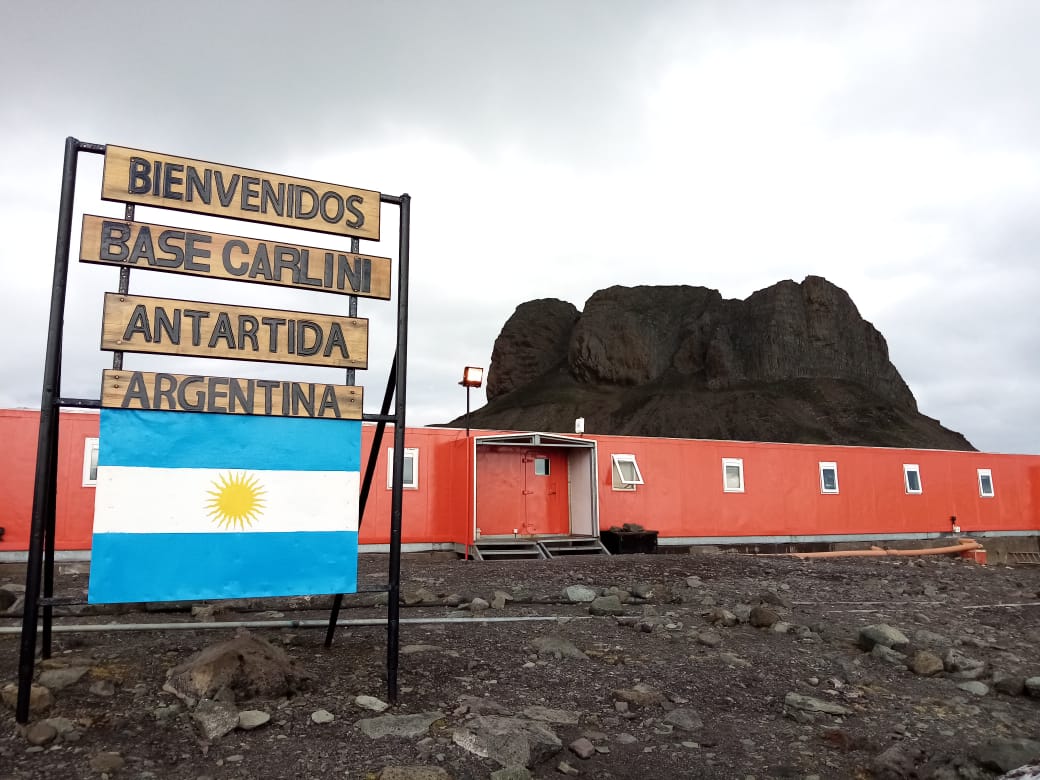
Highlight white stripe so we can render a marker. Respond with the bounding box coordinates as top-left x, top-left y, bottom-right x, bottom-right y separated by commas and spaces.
94, 466, 359, 534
